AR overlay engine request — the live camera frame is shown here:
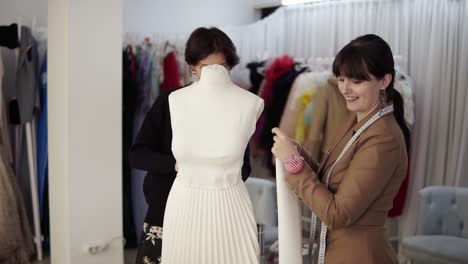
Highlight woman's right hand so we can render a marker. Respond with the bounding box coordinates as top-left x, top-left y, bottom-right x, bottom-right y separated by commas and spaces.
271, 127, 301, 162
